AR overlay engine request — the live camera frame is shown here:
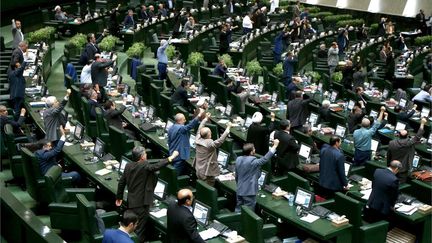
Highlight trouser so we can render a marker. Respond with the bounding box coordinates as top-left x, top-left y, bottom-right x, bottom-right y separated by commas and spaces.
197, 172, 216, 187
273, 51, 281, 64
283, 77, 292, 98
158, 62, 167, 80
62, 171, 81, 184
131, 205, 150, 243
12, 97, 23, 118
173, 159, 188, 176
236, 195, 256, 212
397, 171, 409, 183
329, 65, 336, 80
243, 28, 252, 34
353, 149, 371, 166
363, 206, 388, 223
